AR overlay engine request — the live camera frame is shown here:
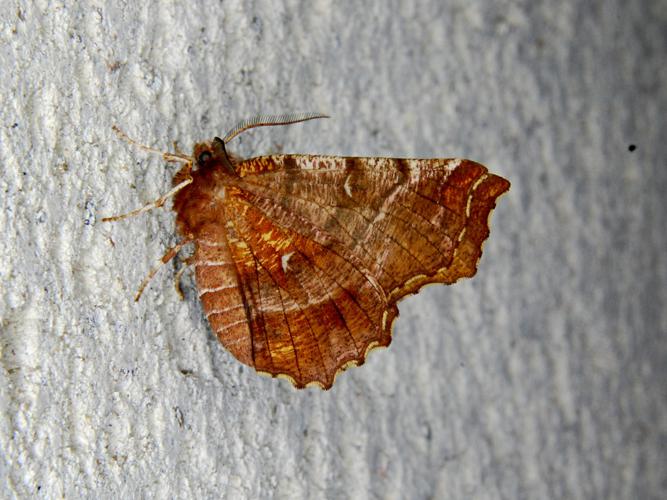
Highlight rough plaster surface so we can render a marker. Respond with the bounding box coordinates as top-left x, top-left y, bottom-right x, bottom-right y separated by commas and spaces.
1, 1, 665, 498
